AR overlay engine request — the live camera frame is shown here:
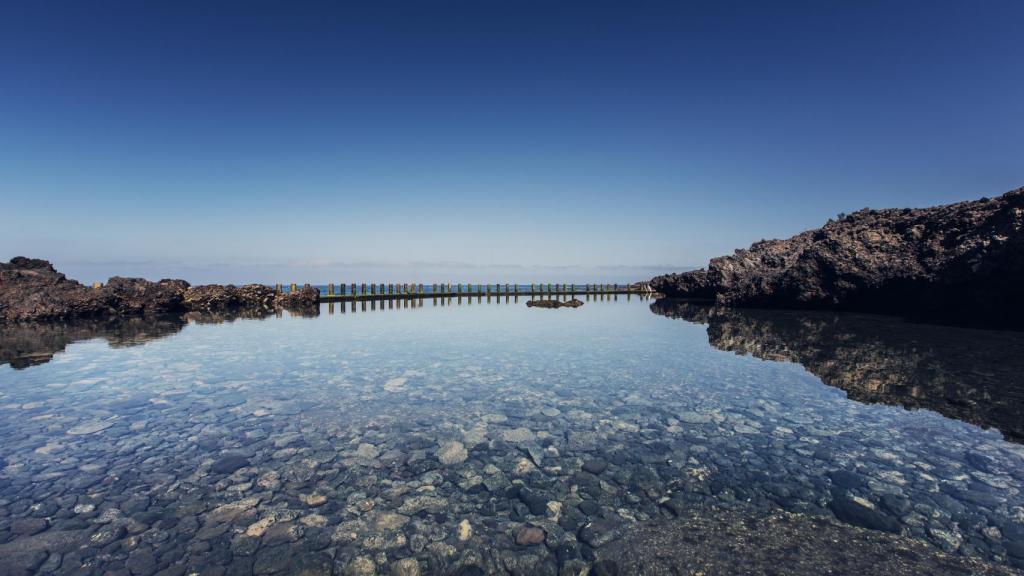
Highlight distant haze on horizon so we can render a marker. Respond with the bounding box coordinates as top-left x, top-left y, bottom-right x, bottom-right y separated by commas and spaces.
2, 1, 1022, 285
